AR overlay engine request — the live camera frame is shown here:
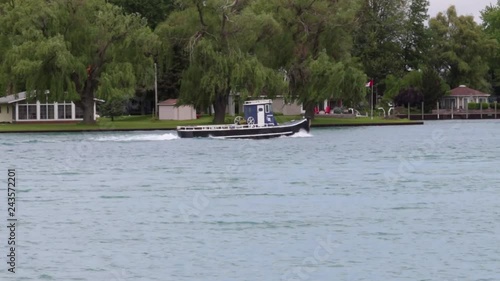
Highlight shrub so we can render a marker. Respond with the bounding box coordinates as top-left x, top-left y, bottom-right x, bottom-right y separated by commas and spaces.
480, 102, 490, 109
468, 103, 479, 110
